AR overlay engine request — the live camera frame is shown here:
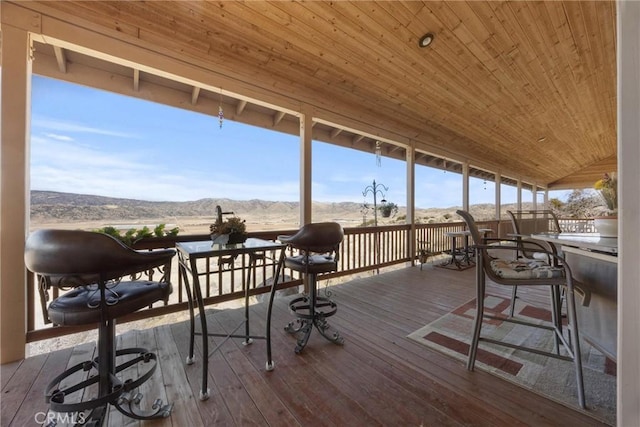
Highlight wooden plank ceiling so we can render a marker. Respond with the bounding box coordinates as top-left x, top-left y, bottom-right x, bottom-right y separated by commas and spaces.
18, 1, 617, 189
